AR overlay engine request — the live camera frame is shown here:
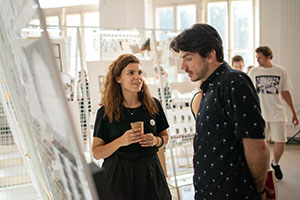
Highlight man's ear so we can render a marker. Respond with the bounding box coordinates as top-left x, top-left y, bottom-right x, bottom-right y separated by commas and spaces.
207, 50, 216, 64
116, 76, 121, 83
